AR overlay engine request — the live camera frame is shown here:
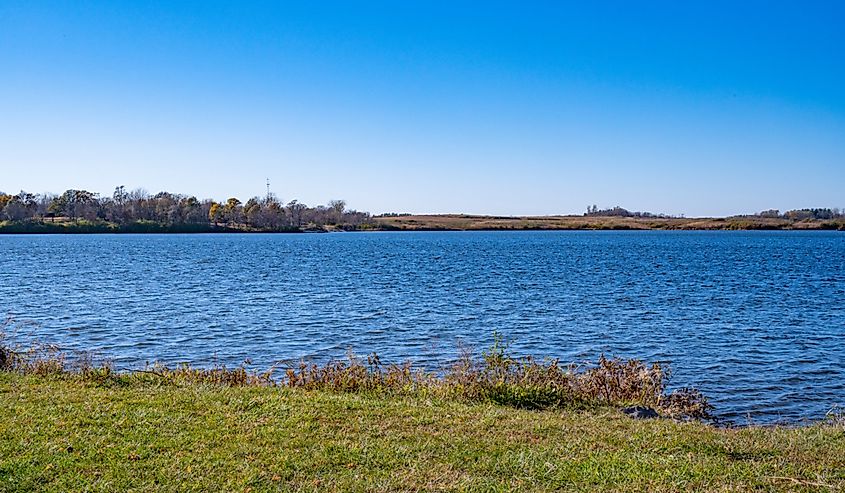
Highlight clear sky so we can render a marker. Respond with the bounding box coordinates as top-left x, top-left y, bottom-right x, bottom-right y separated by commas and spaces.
1, 1, 843, 216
